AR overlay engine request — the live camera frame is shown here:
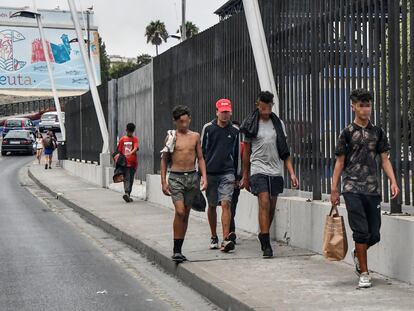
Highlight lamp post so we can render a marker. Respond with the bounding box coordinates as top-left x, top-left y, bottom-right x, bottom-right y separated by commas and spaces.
10, 9, 66, 141
67, 0, 109, 154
